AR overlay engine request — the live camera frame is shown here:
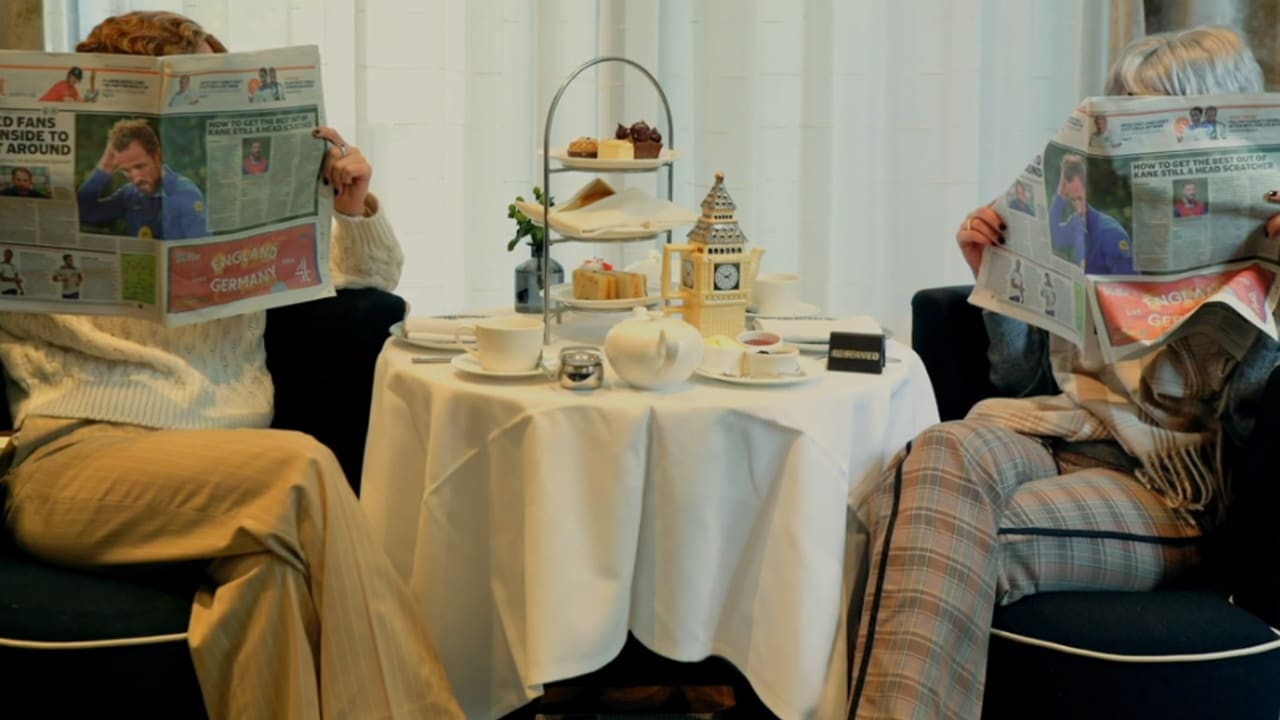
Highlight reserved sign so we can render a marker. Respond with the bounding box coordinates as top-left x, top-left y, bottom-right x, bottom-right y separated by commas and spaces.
826, 331, 885, 374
